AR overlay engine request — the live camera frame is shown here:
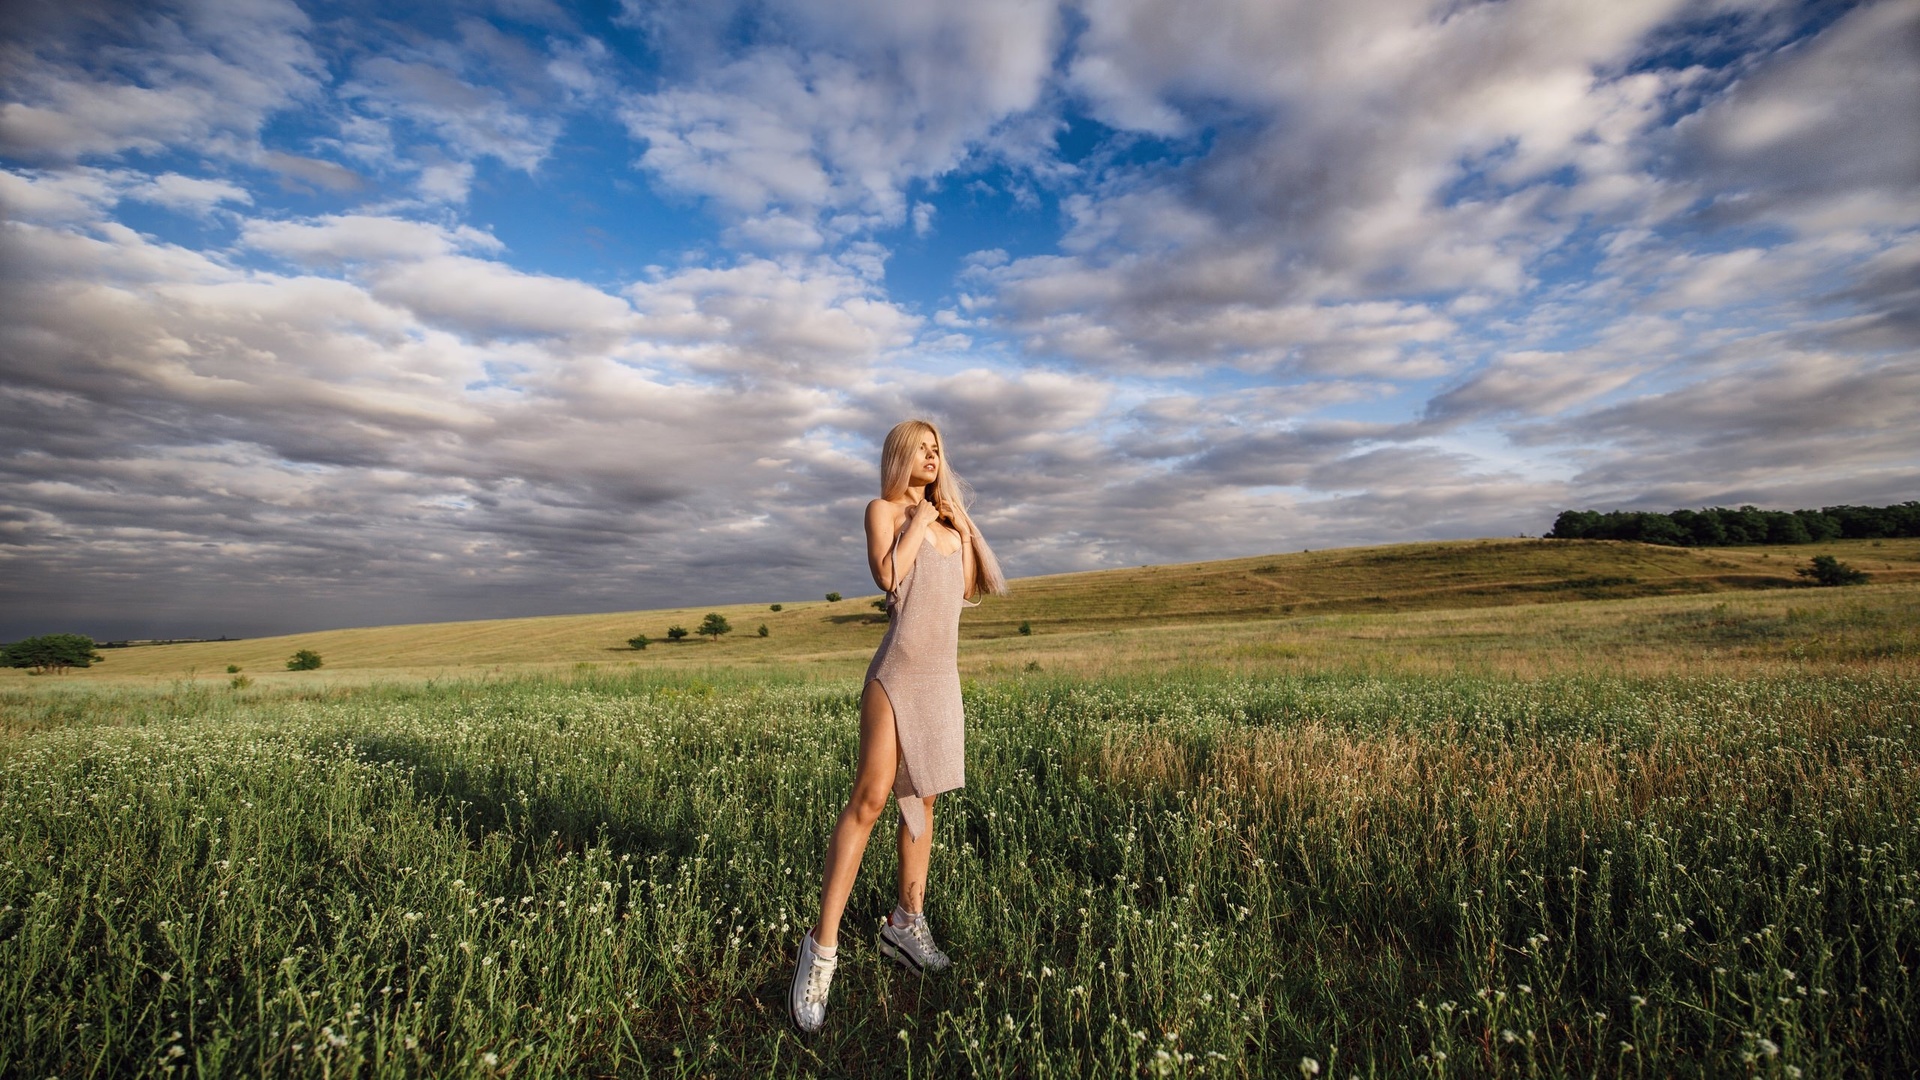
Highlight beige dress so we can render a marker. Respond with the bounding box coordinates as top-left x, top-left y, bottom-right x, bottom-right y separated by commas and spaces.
865, 529, 975, 840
